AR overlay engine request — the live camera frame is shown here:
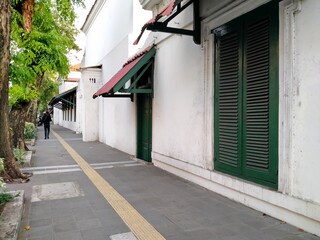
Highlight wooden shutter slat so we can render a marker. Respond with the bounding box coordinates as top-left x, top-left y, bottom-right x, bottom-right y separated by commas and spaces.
245, 16, 270, 172
216, 27, 241, 170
